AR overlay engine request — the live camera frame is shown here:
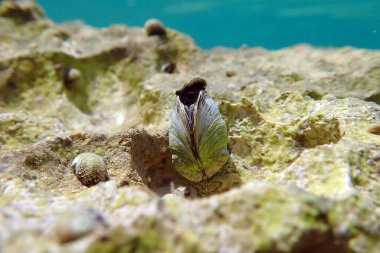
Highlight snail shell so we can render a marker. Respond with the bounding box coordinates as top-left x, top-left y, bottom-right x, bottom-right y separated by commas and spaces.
71, 153, 109, 187
64, 68, 81, 83
169, 78, 229, 182
161, 62, 176, 74
144, 19, 167, 37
